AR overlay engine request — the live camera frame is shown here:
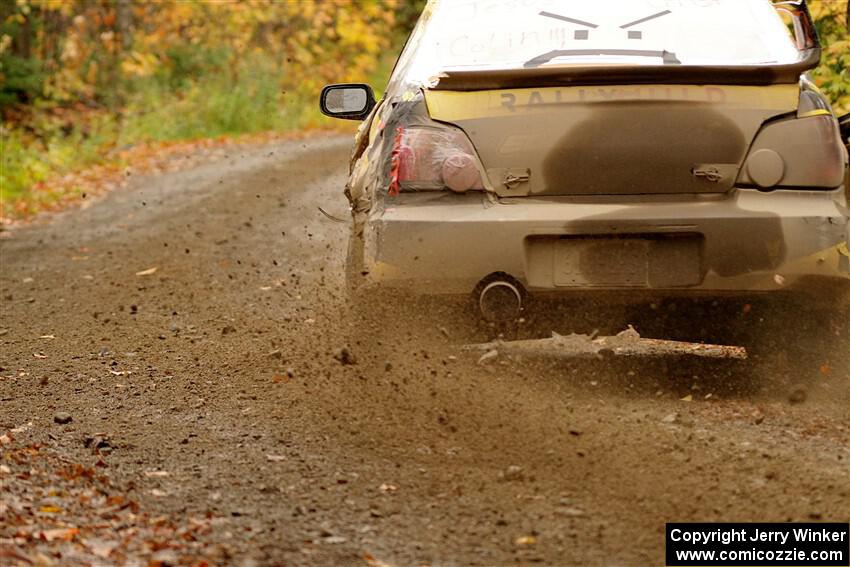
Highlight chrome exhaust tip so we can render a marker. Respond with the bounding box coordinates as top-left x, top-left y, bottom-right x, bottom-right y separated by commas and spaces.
475, 273, 525, 323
